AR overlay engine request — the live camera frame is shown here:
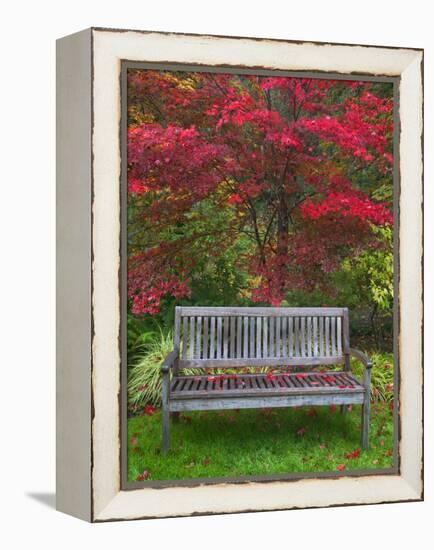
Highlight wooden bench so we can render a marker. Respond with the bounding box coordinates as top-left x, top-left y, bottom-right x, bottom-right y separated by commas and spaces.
161, 306, 372, 454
